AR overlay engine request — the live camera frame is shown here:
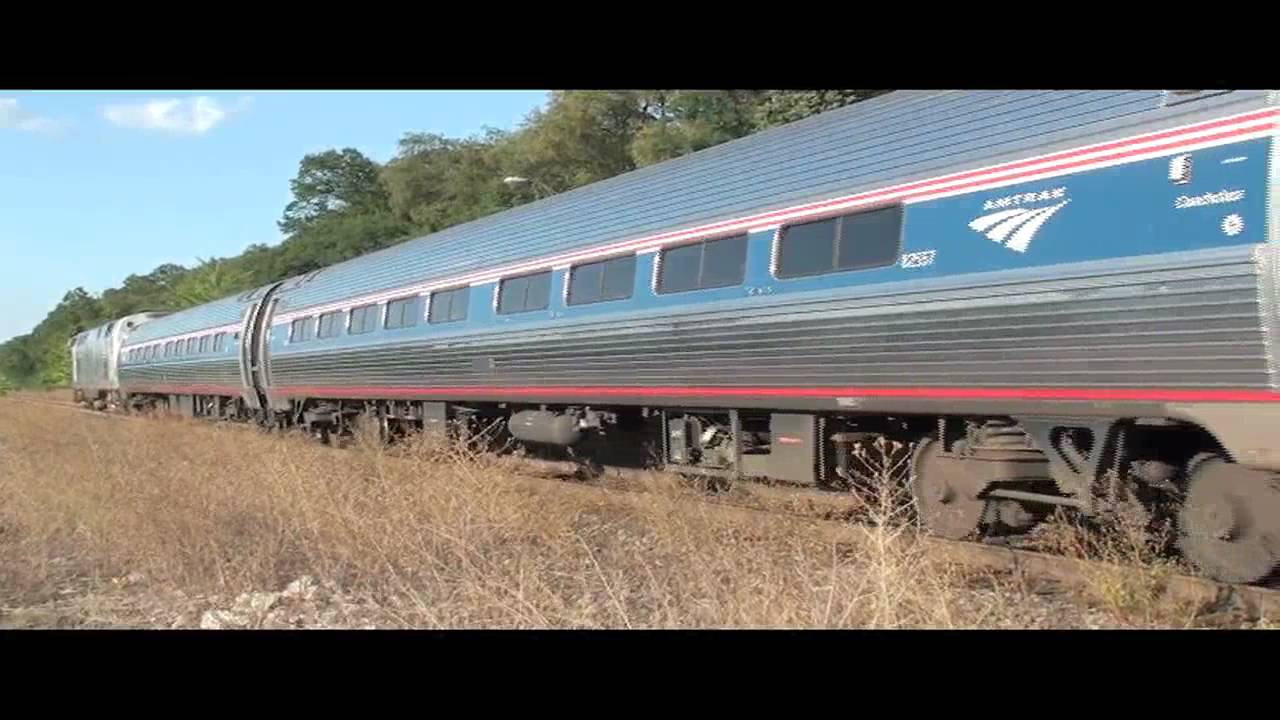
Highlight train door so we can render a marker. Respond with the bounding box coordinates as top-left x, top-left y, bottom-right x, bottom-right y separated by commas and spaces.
238, 282, 284, 413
